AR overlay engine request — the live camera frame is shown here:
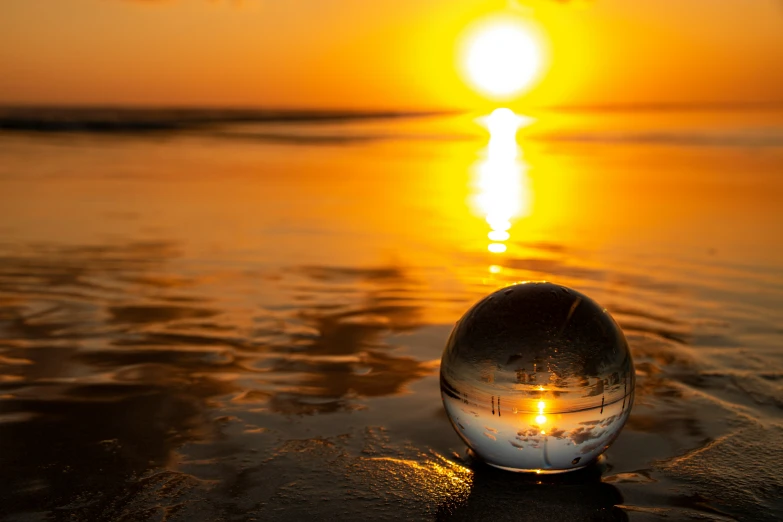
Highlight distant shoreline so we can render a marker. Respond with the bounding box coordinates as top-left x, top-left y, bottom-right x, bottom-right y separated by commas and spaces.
0, 107, 454, 134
